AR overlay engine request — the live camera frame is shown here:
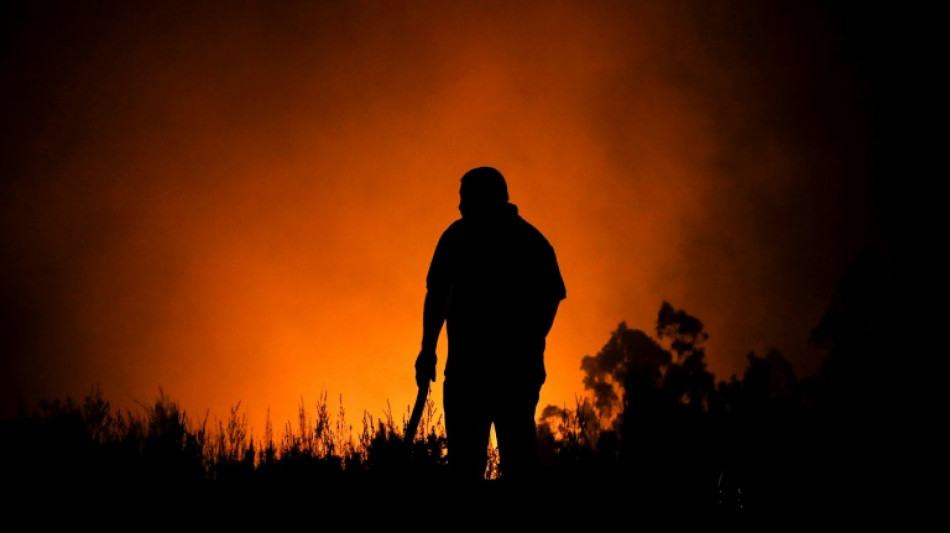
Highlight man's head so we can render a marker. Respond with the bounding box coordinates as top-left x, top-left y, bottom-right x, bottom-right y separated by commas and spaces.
459, 166, 509, 214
